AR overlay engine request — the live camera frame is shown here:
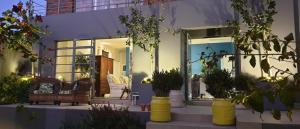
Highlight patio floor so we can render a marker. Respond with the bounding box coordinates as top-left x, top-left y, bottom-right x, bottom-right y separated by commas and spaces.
0, 102, 300, 129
